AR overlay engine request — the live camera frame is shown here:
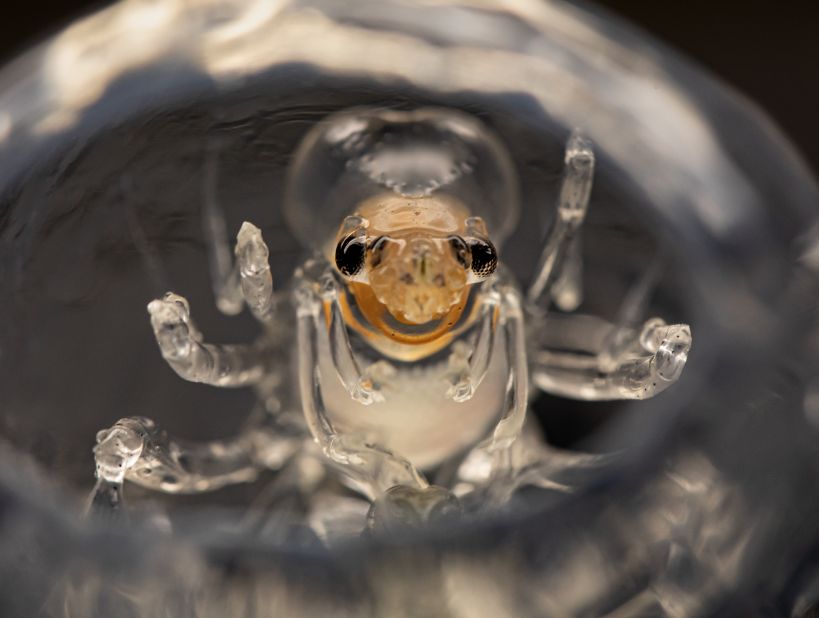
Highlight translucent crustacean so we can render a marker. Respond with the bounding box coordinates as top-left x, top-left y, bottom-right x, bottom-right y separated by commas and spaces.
89, 108, 692, 533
